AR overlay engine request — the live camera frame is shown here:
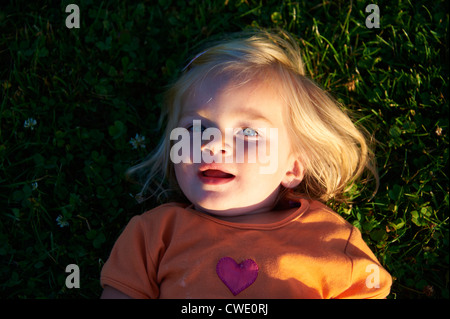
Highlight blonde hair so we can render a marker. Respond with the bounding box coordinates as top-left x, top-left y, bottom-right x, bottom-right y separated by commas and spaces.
127, 29, 378, 204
